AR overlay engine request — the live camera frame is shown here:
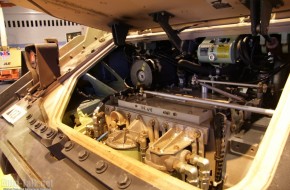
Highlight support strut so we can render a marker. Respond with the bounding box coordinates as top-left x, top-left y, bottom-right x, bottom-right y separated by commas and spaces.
249, 0, 284, 42
150, 11, 184, 53
109, 22, 130, 46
